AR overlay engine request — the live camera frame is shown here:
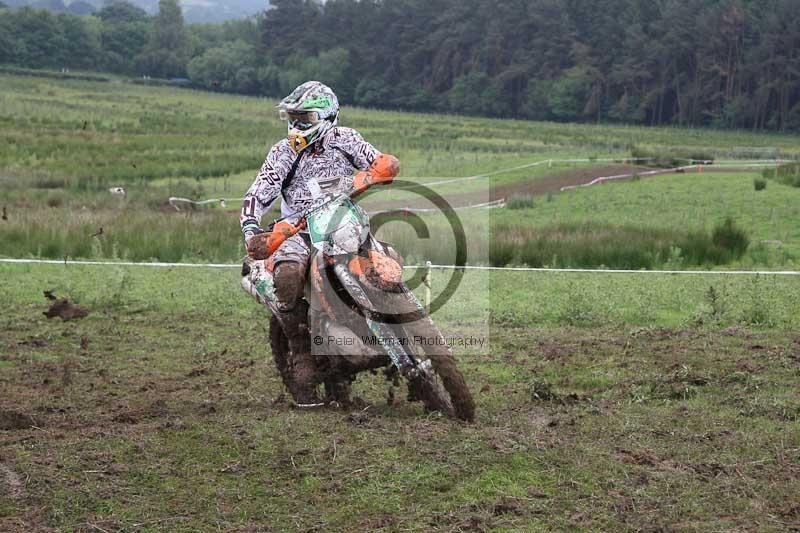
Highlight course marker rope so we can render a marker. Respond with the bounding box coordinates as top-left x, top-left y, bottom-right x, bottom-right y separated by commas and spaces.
367, 199, 506, 215
2, 258, 798, 276
164, 157, 791, 208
